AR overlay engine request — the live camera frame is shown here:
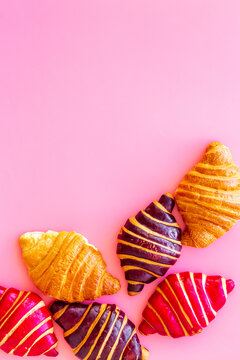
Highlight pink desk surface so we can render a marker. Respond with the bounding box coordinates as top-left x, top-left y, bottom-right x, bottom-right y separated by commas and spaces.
0, 1, 240, 359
